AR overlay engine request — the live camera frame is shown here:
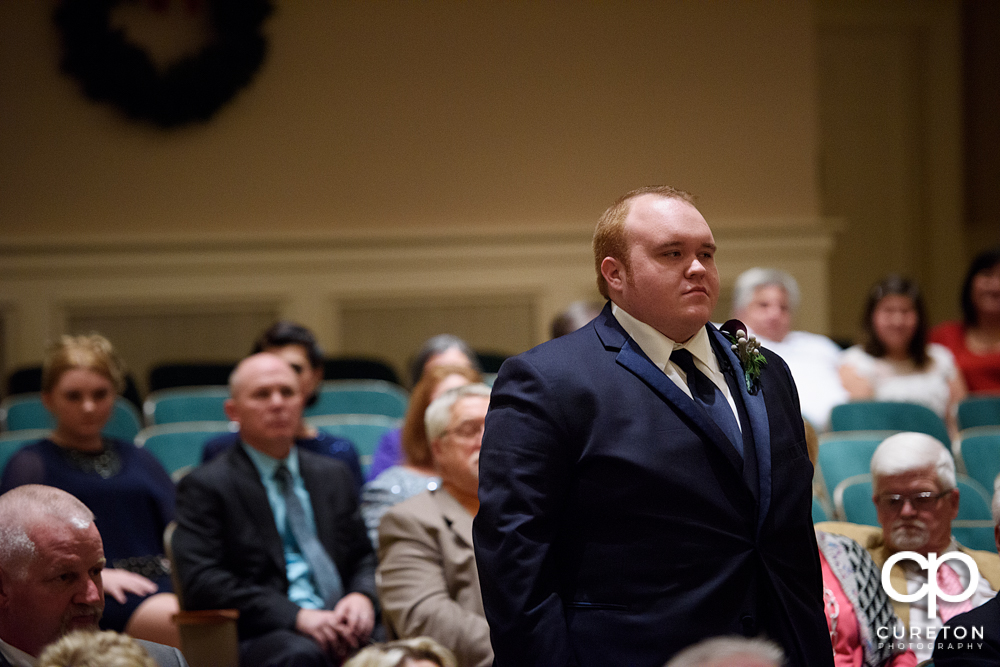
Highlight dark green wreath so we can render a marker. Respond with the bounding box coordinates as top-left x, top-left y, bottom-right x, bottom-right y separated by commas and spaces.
53, 0, 273, 128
